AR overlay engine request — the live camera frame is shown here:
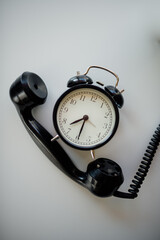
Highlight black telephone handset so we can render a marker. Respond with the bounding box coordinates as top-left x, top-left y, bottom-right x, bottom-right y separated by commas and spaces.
10, 67, 160, 199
